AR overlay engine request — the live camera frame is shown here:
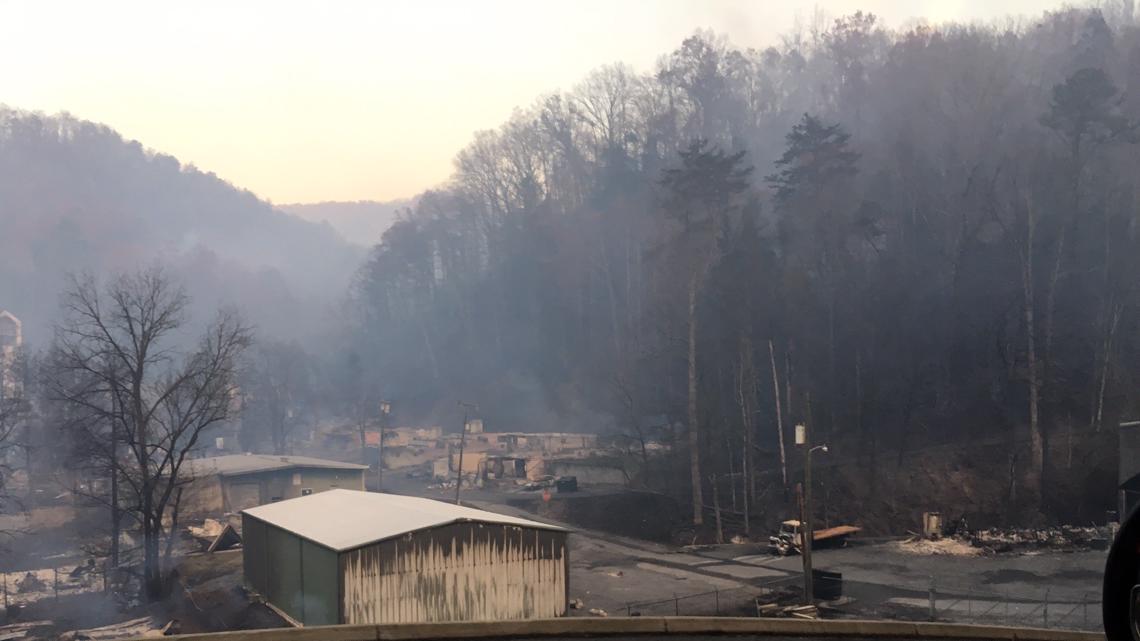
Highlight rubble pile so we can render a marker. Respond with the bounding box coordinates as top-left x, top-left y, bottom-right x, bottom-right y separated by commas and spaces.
970, 525, 1111, 553
894, 537, 982, 556
897, 524, 1112, 556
